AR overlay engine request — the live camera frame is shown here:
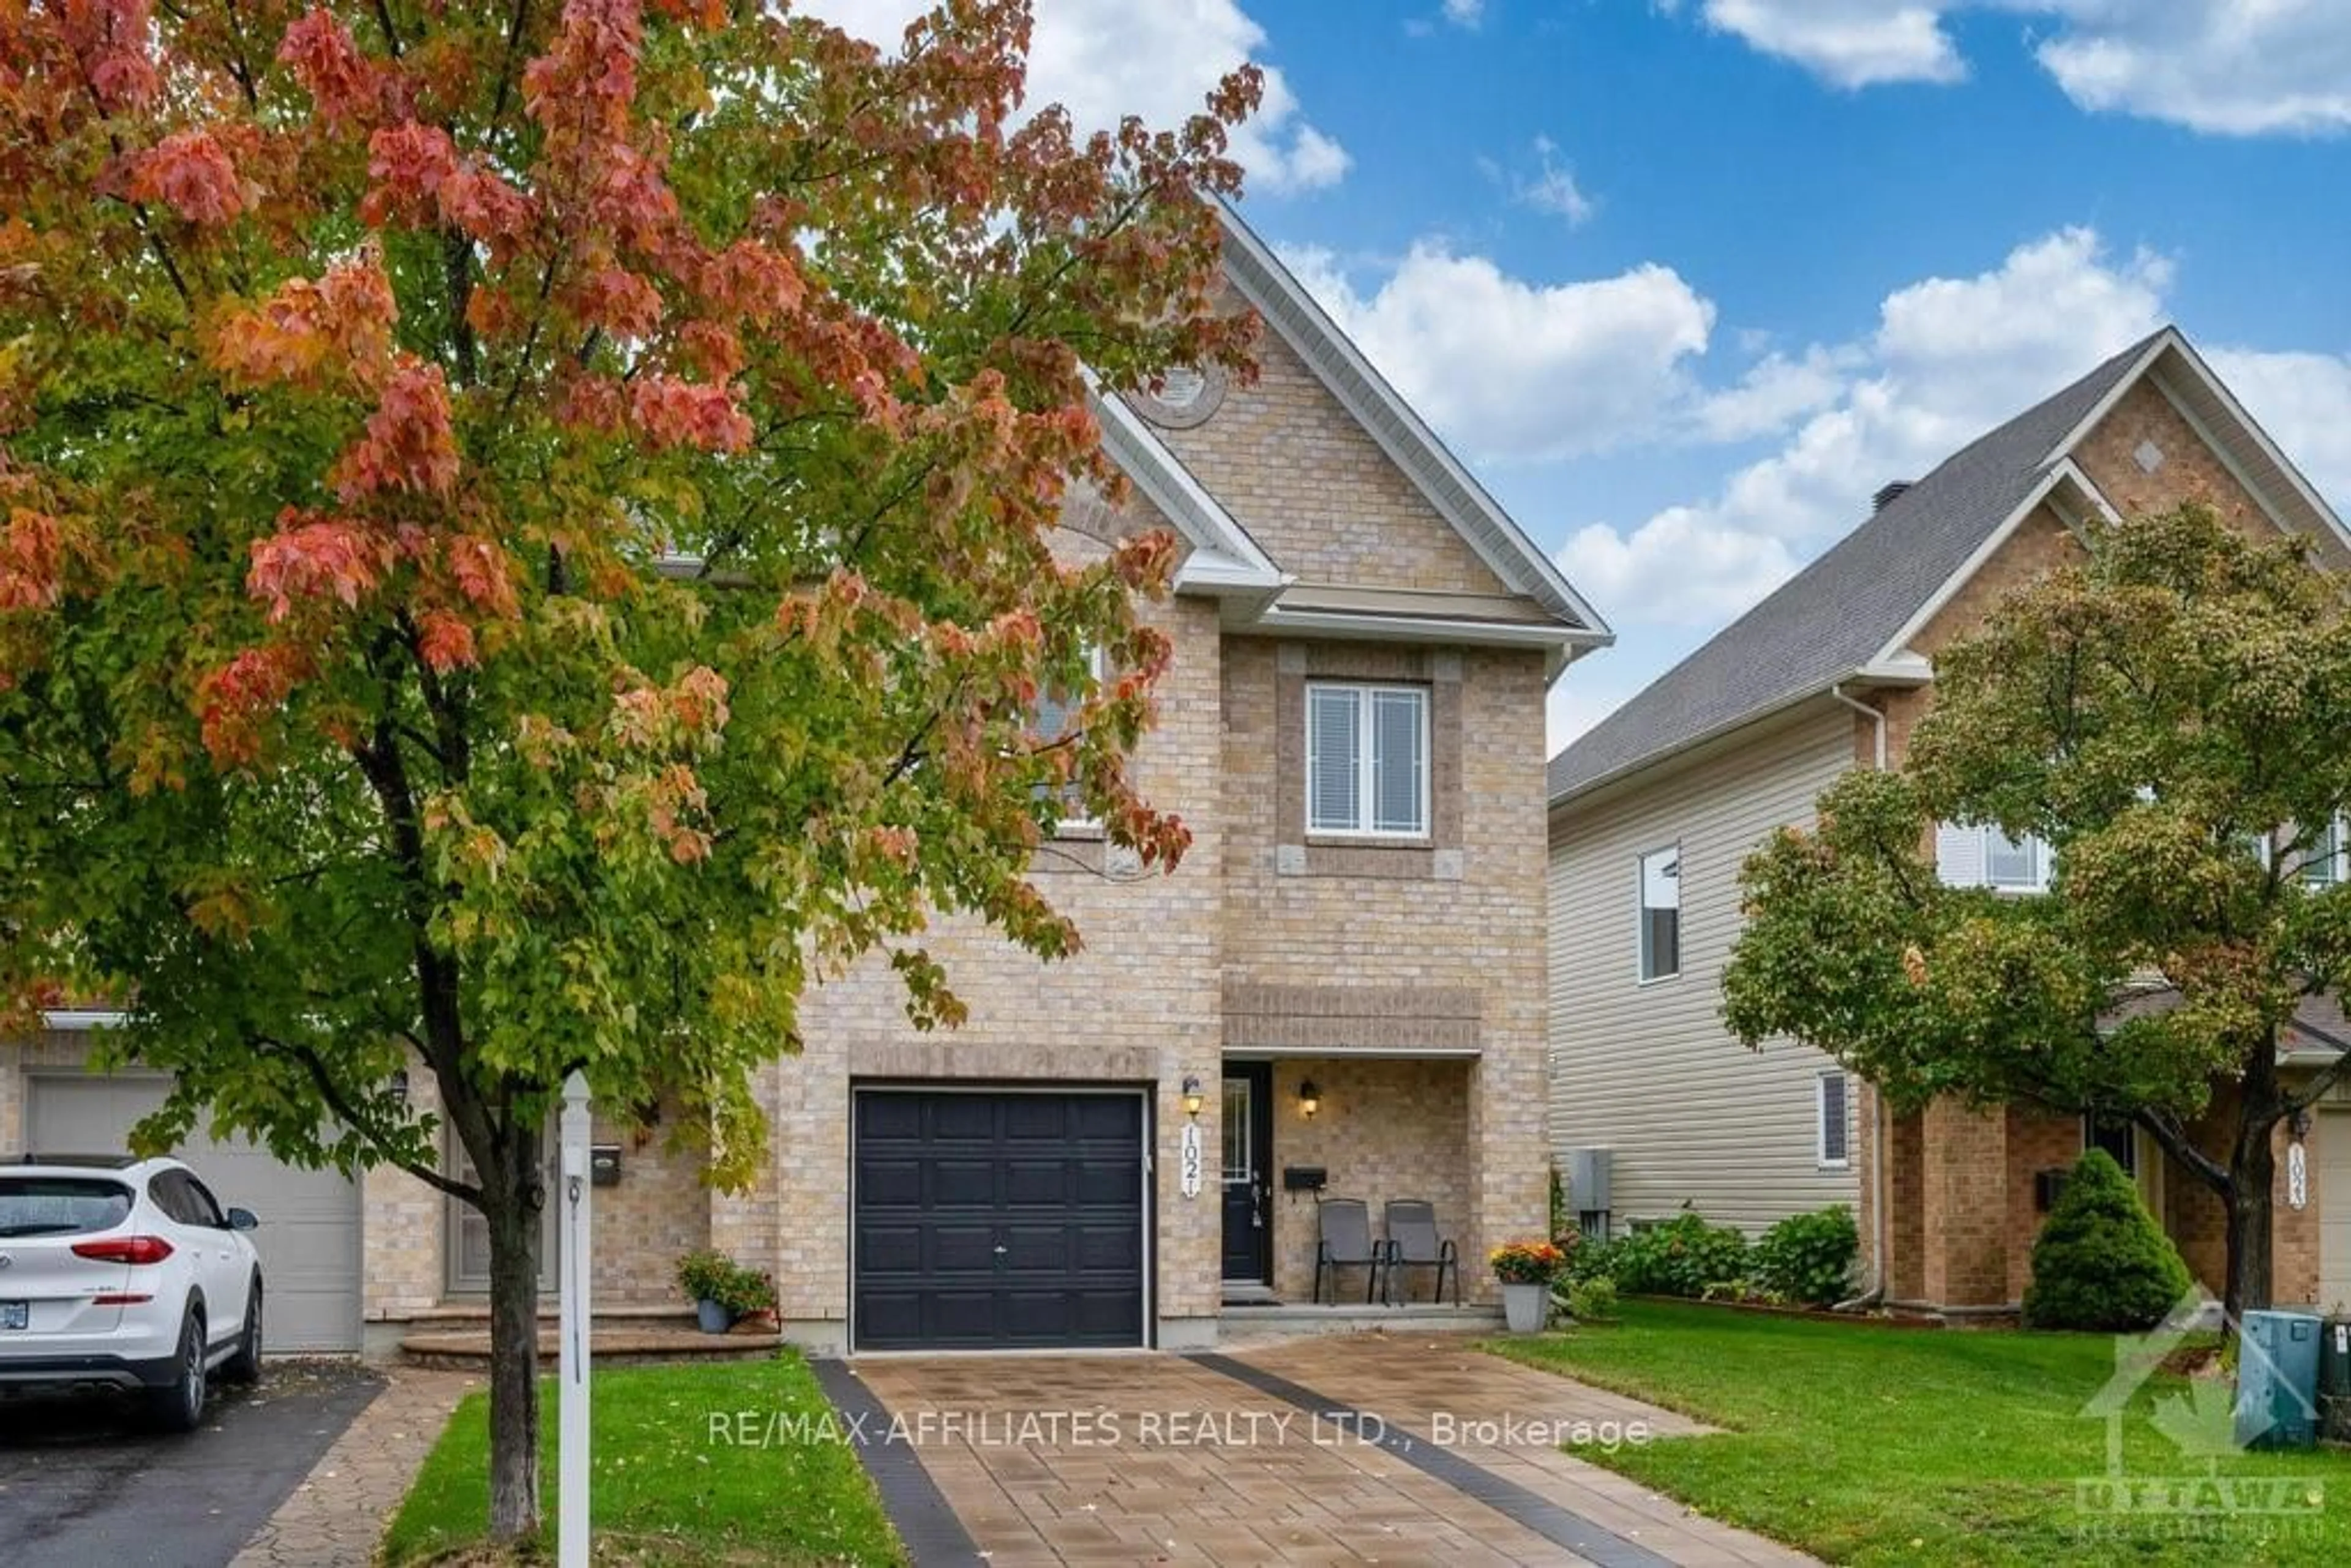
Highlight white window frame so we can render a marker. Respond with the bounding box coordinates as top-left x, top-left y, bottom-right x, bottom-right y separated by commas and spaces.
1816, 1070, 1851, 1170
2301, 816, 2347, 887
1303, 681, 1430, 839
1636, 842, 1682, 985
1938, 822, 2053, 893
1033, 645, 1105, 832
